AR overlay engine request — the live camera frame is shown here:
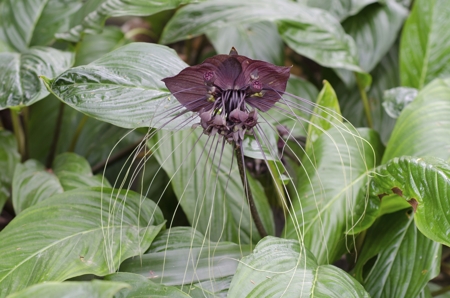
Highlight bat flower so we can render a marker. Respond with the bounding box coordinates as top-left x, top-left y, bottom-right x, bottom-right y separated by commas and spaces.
162, 48, 291, 145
